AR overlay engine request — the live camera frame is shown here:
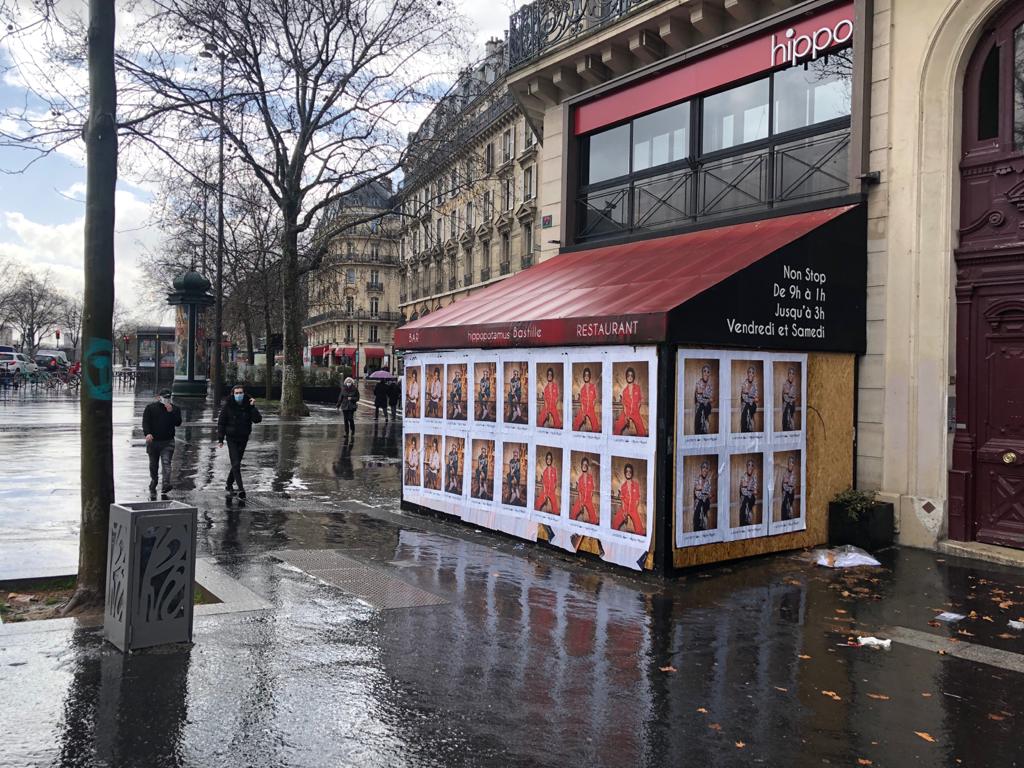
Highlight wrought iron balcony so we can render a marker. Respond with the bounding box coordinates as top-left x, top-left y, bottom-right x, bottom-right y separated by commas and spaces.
400, 292, 408, 303
576, 129, 851, 243
521, 254, 533, 269
463, 273, 473, 286
366, 281, 385, 292
304, 308, 404, 326
336, 253, 398, 266
508, 0, 653, 69
448, 277, 457, 291
481, 267, 491, 282
500, 261, 511, 275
